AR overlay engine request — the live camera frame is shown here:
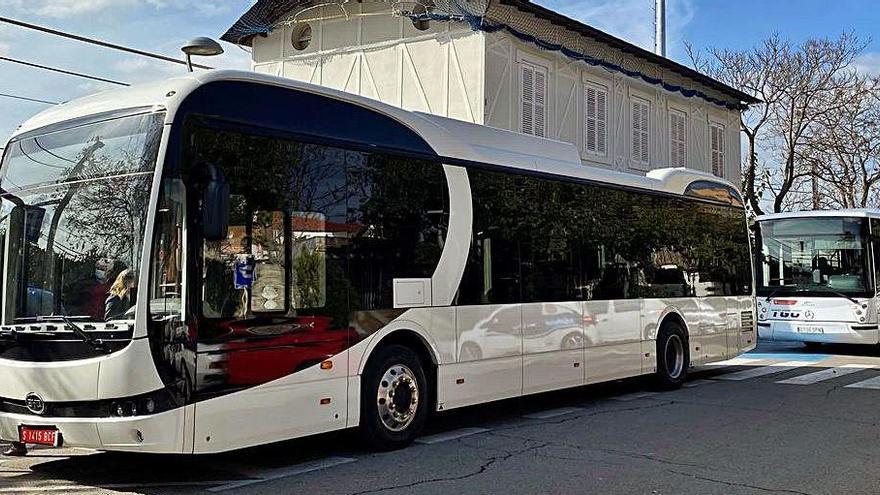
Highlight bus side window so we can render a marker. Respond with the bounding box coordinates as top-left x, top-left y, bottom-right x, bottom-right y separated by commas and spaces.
150, 178, 185, 321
